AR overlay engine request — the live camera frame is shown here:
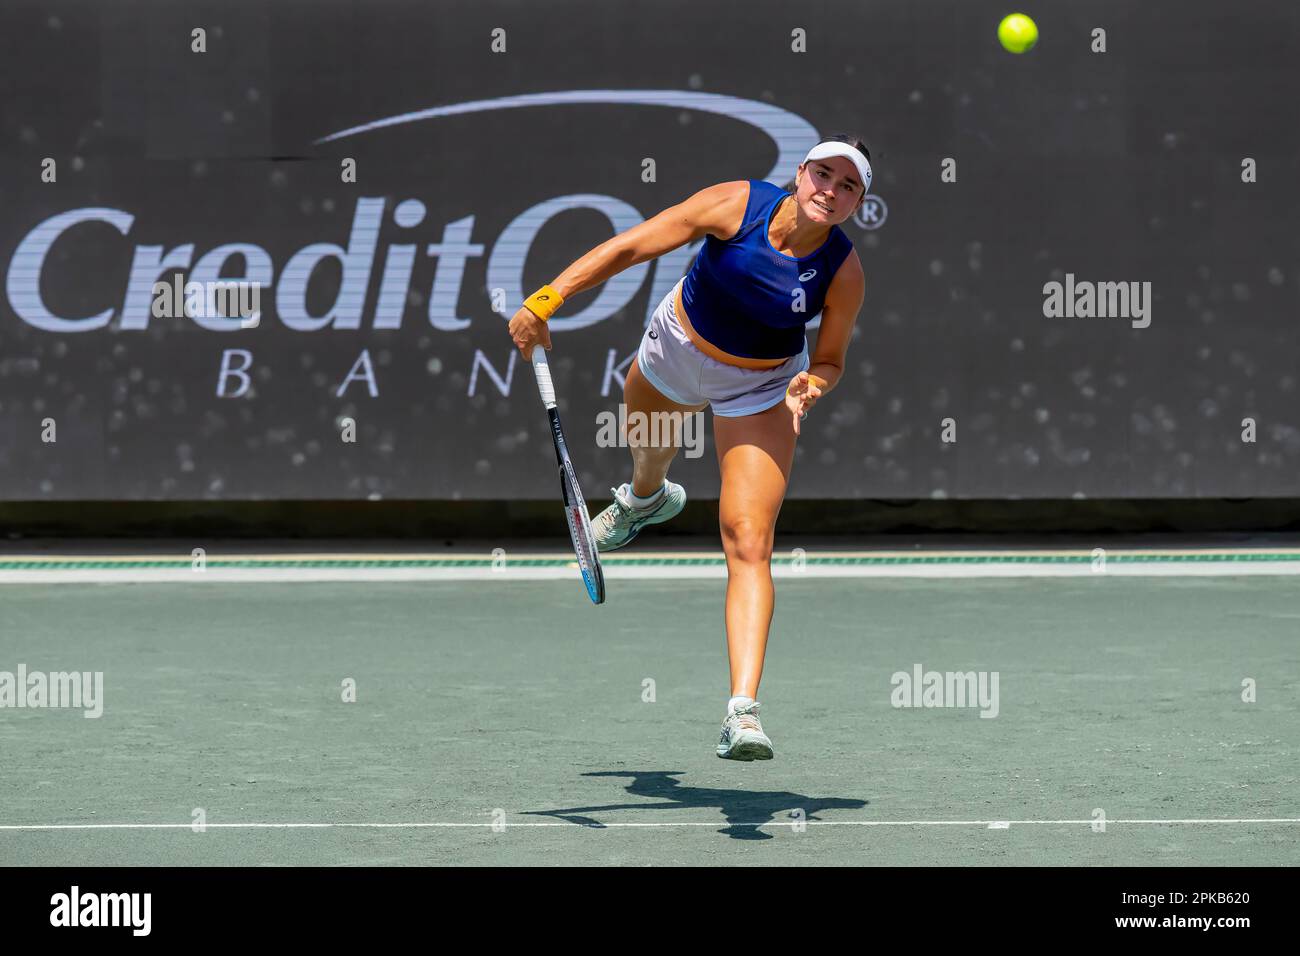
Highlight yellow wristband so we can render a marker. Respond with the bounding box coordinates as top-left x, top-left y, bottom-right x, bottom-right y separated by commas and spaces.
523, 284, 564, 321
